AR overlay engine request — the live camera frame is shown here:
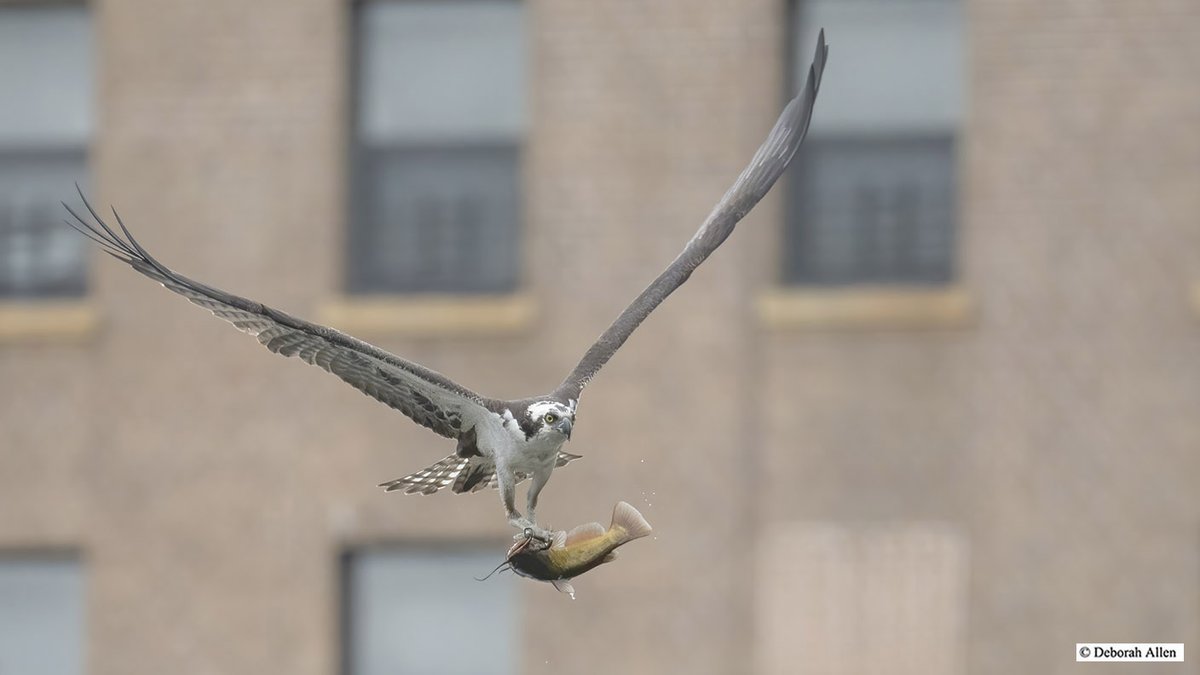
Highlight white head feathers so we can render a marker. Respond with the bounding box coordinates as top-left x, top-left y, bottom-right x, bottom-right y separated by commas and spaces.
526, 400, 573, 421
